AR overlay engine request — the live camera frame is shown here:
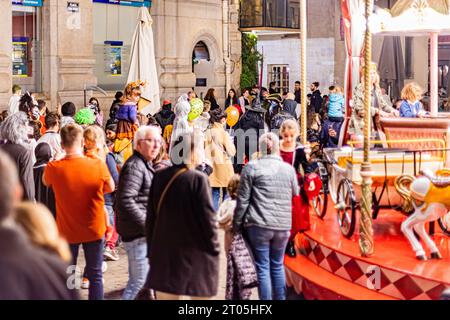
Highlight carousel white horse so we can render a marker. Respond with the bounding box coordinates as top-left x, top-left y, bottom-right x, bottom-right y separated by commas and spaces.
395, 168, 450, 261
